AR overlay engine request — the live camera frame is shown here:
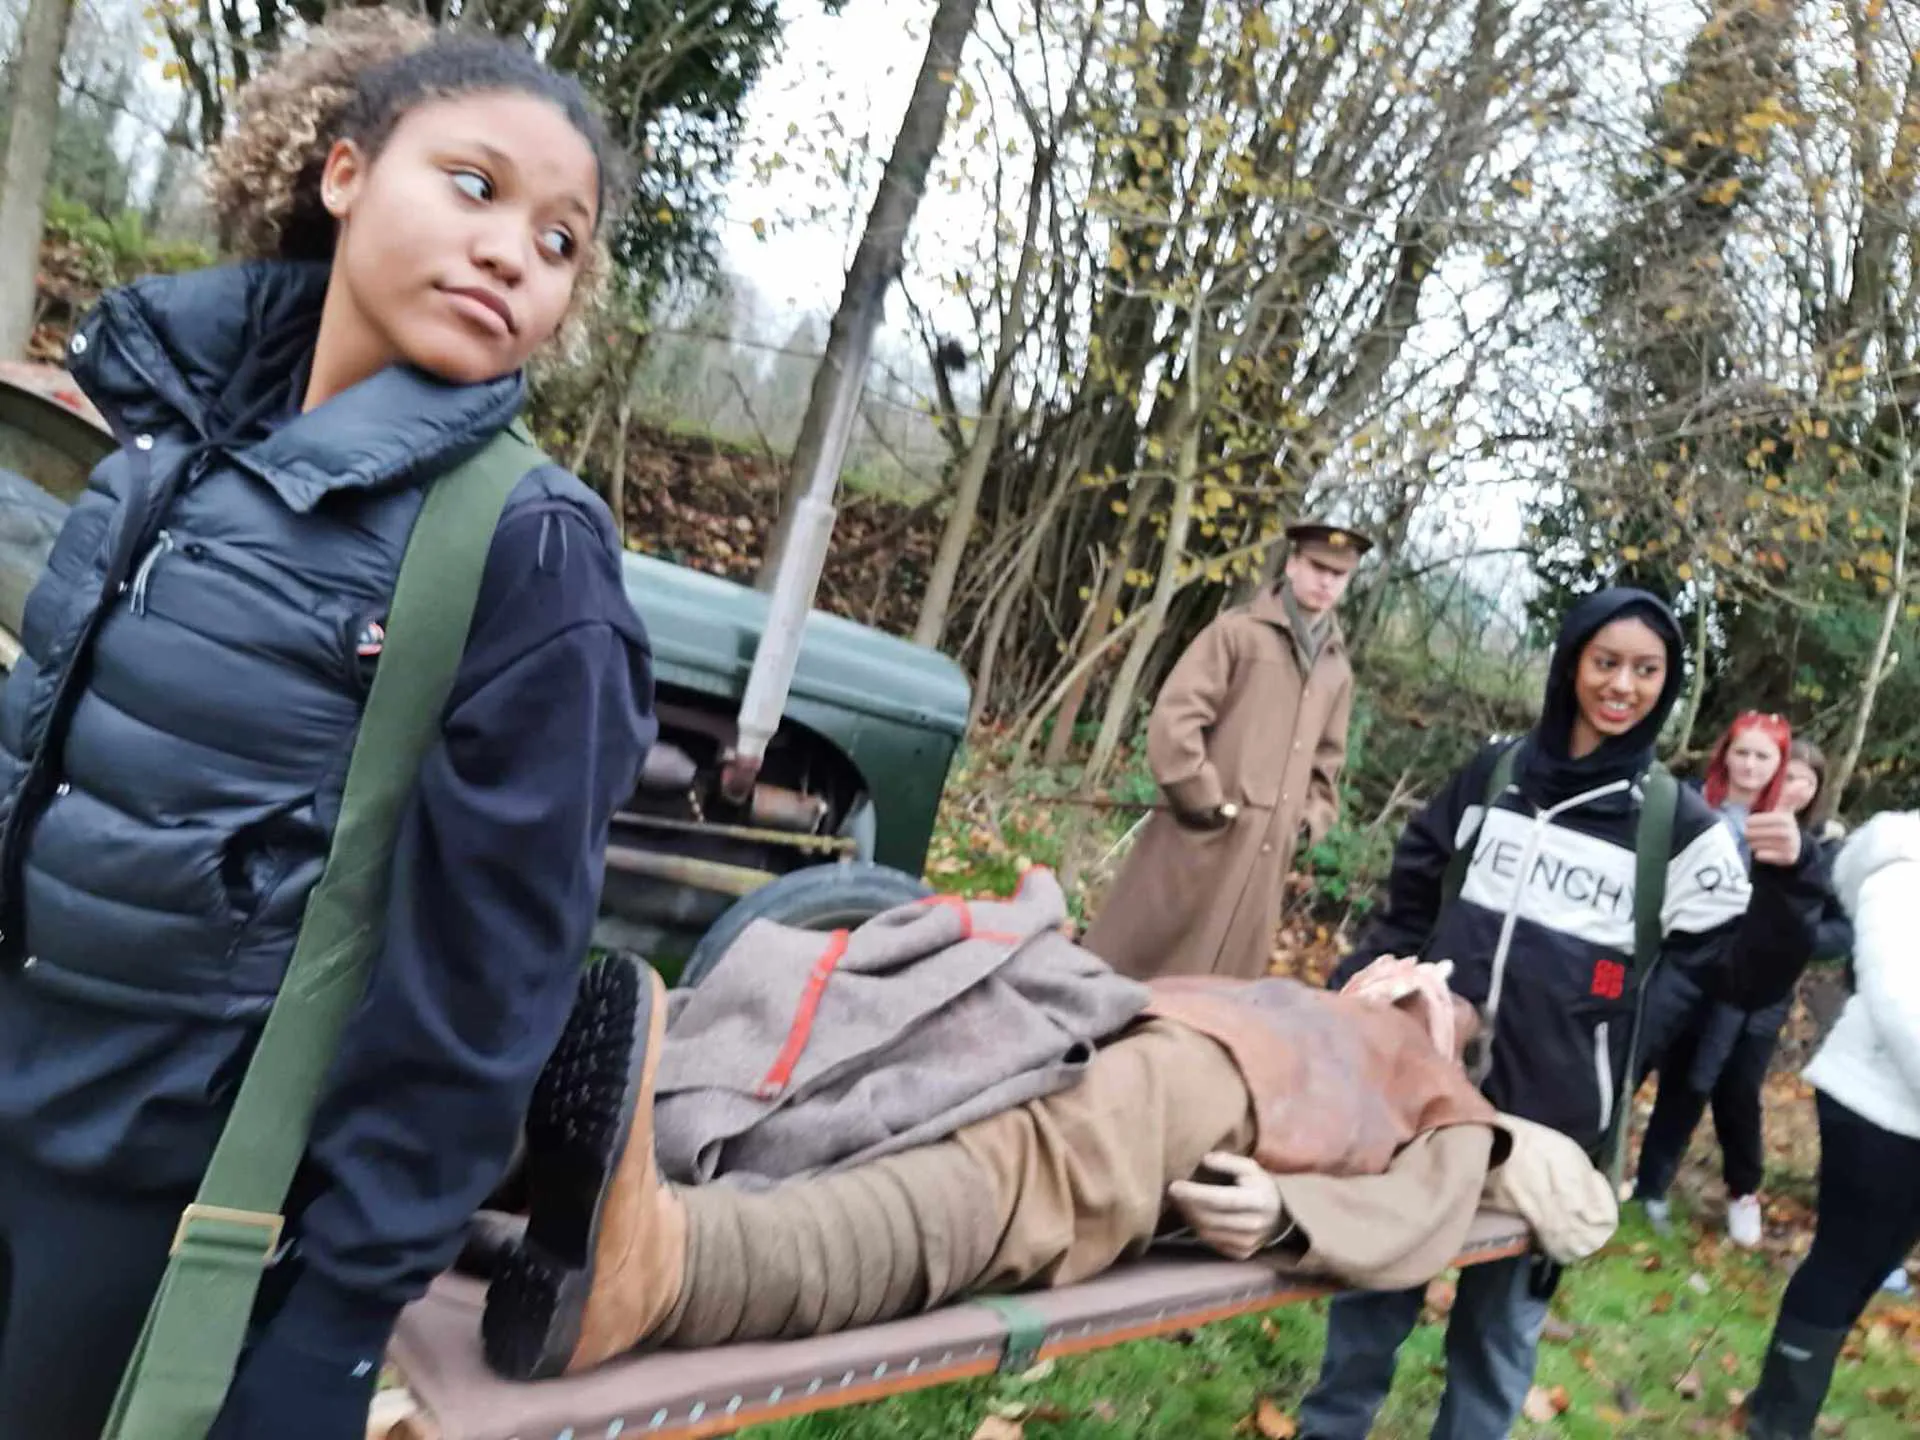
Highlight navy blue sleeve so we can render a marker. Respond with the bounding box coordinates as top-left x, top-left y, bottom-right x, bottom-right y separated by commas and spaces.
1329, 744, 1500, 988
266, 495, 655, 1353
1661, 837, 1826, 1014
